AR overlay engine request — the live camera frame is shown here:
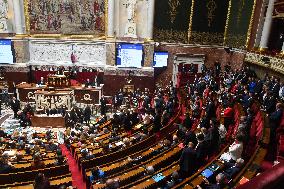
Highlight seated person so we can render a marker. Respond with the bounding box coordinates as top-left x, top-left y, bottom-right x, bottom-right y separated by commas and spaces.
34, 173, 50, 189
197, 173, 226, 189
50, 108, 58, 115
54, 155, 66, 166
165, 171, 182, 188
45, 140, 58, 151
0, 155, 14, 173
220, 134, 244, 162
89, 166, 105, 184
223, 158, 244, 180
31, 154, 45, 170
85, 78, 93, 87
38, 77, 45, 85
